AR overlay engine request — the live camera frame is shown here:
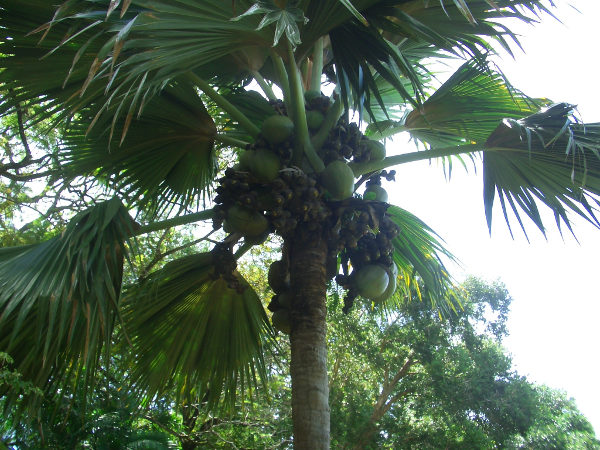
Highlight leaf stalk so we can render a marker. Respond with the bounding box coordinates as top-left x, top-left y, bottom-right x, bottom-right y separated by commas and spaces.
349, 144, 480, 176
186, 72, 260, 138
